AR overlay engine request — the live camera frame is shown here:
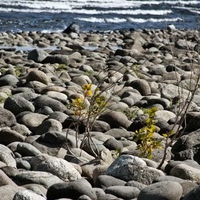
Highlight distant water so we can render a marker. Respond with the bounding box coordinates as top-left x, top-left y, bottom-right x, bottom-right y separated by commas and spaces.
0, 0, 200, 32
